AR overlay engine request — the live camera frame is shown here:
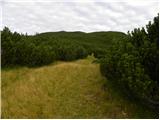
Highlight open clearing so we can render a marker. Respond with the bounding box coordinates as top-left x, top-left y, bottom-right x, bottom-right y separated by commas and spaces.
1, 56, 156, 118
